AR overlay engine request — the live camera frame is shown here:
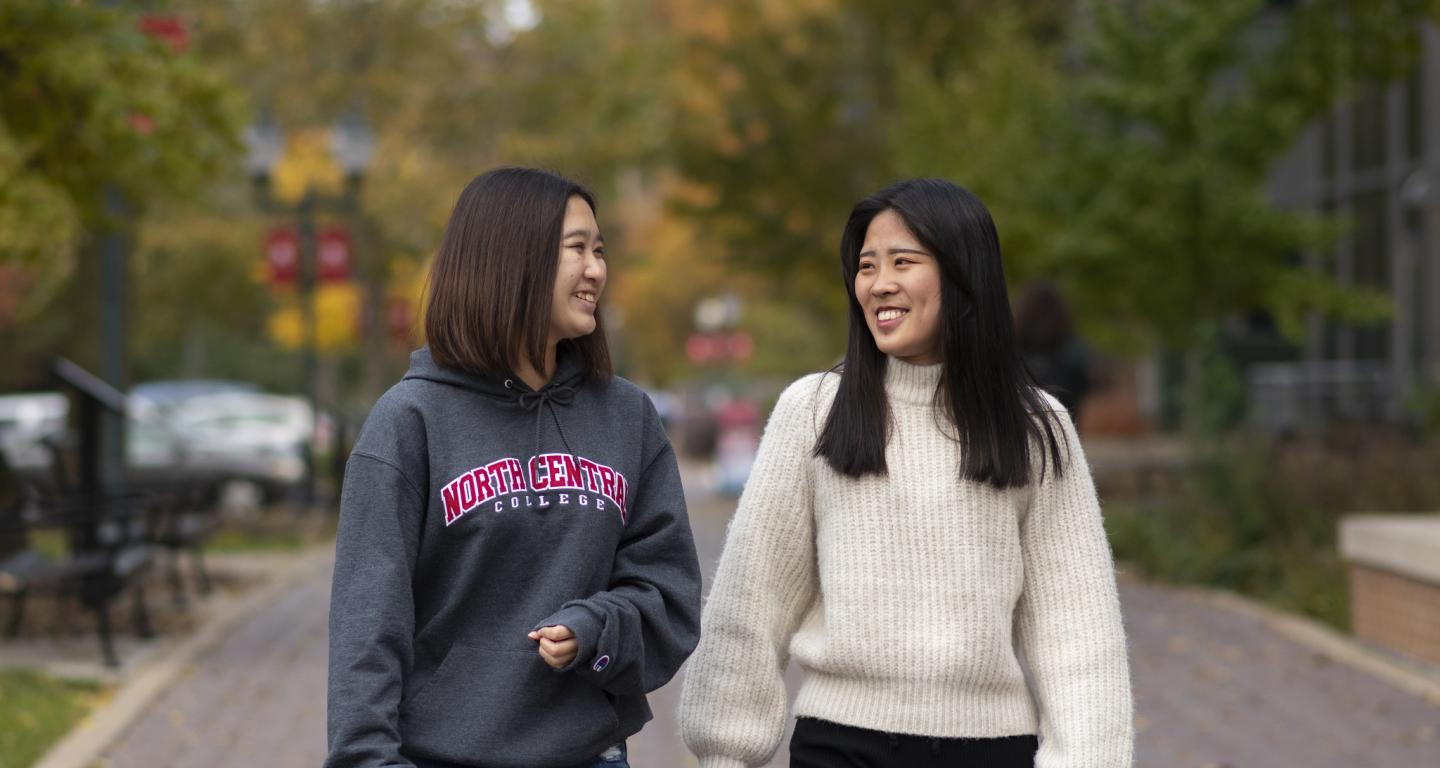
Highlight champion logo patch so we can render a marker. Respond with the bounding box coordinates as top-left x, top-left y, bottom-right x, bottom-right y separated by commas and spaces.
591, 654, 611, 673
